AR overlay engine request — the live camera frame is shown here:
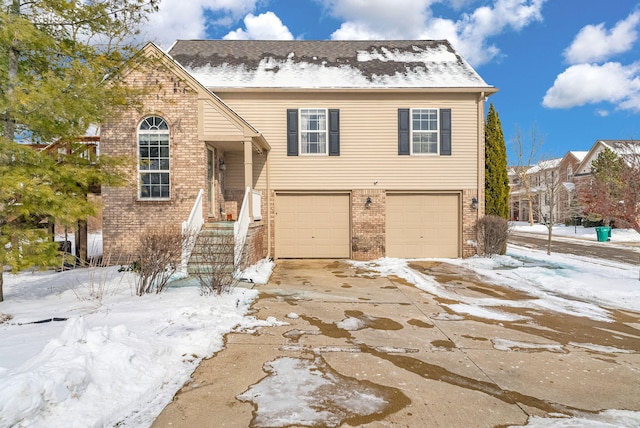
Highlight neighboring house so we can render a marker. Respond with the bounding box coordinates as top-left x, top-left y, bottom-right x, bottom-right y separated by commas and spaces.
508, 158, 562, 224
101, 40, 497, 264
23, 131, 102, 264
573, 139, 640, 226
557, 151, 587, 223
574, 140, 640, 184
507, 166, 529, 221
527, 158, 561, 224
